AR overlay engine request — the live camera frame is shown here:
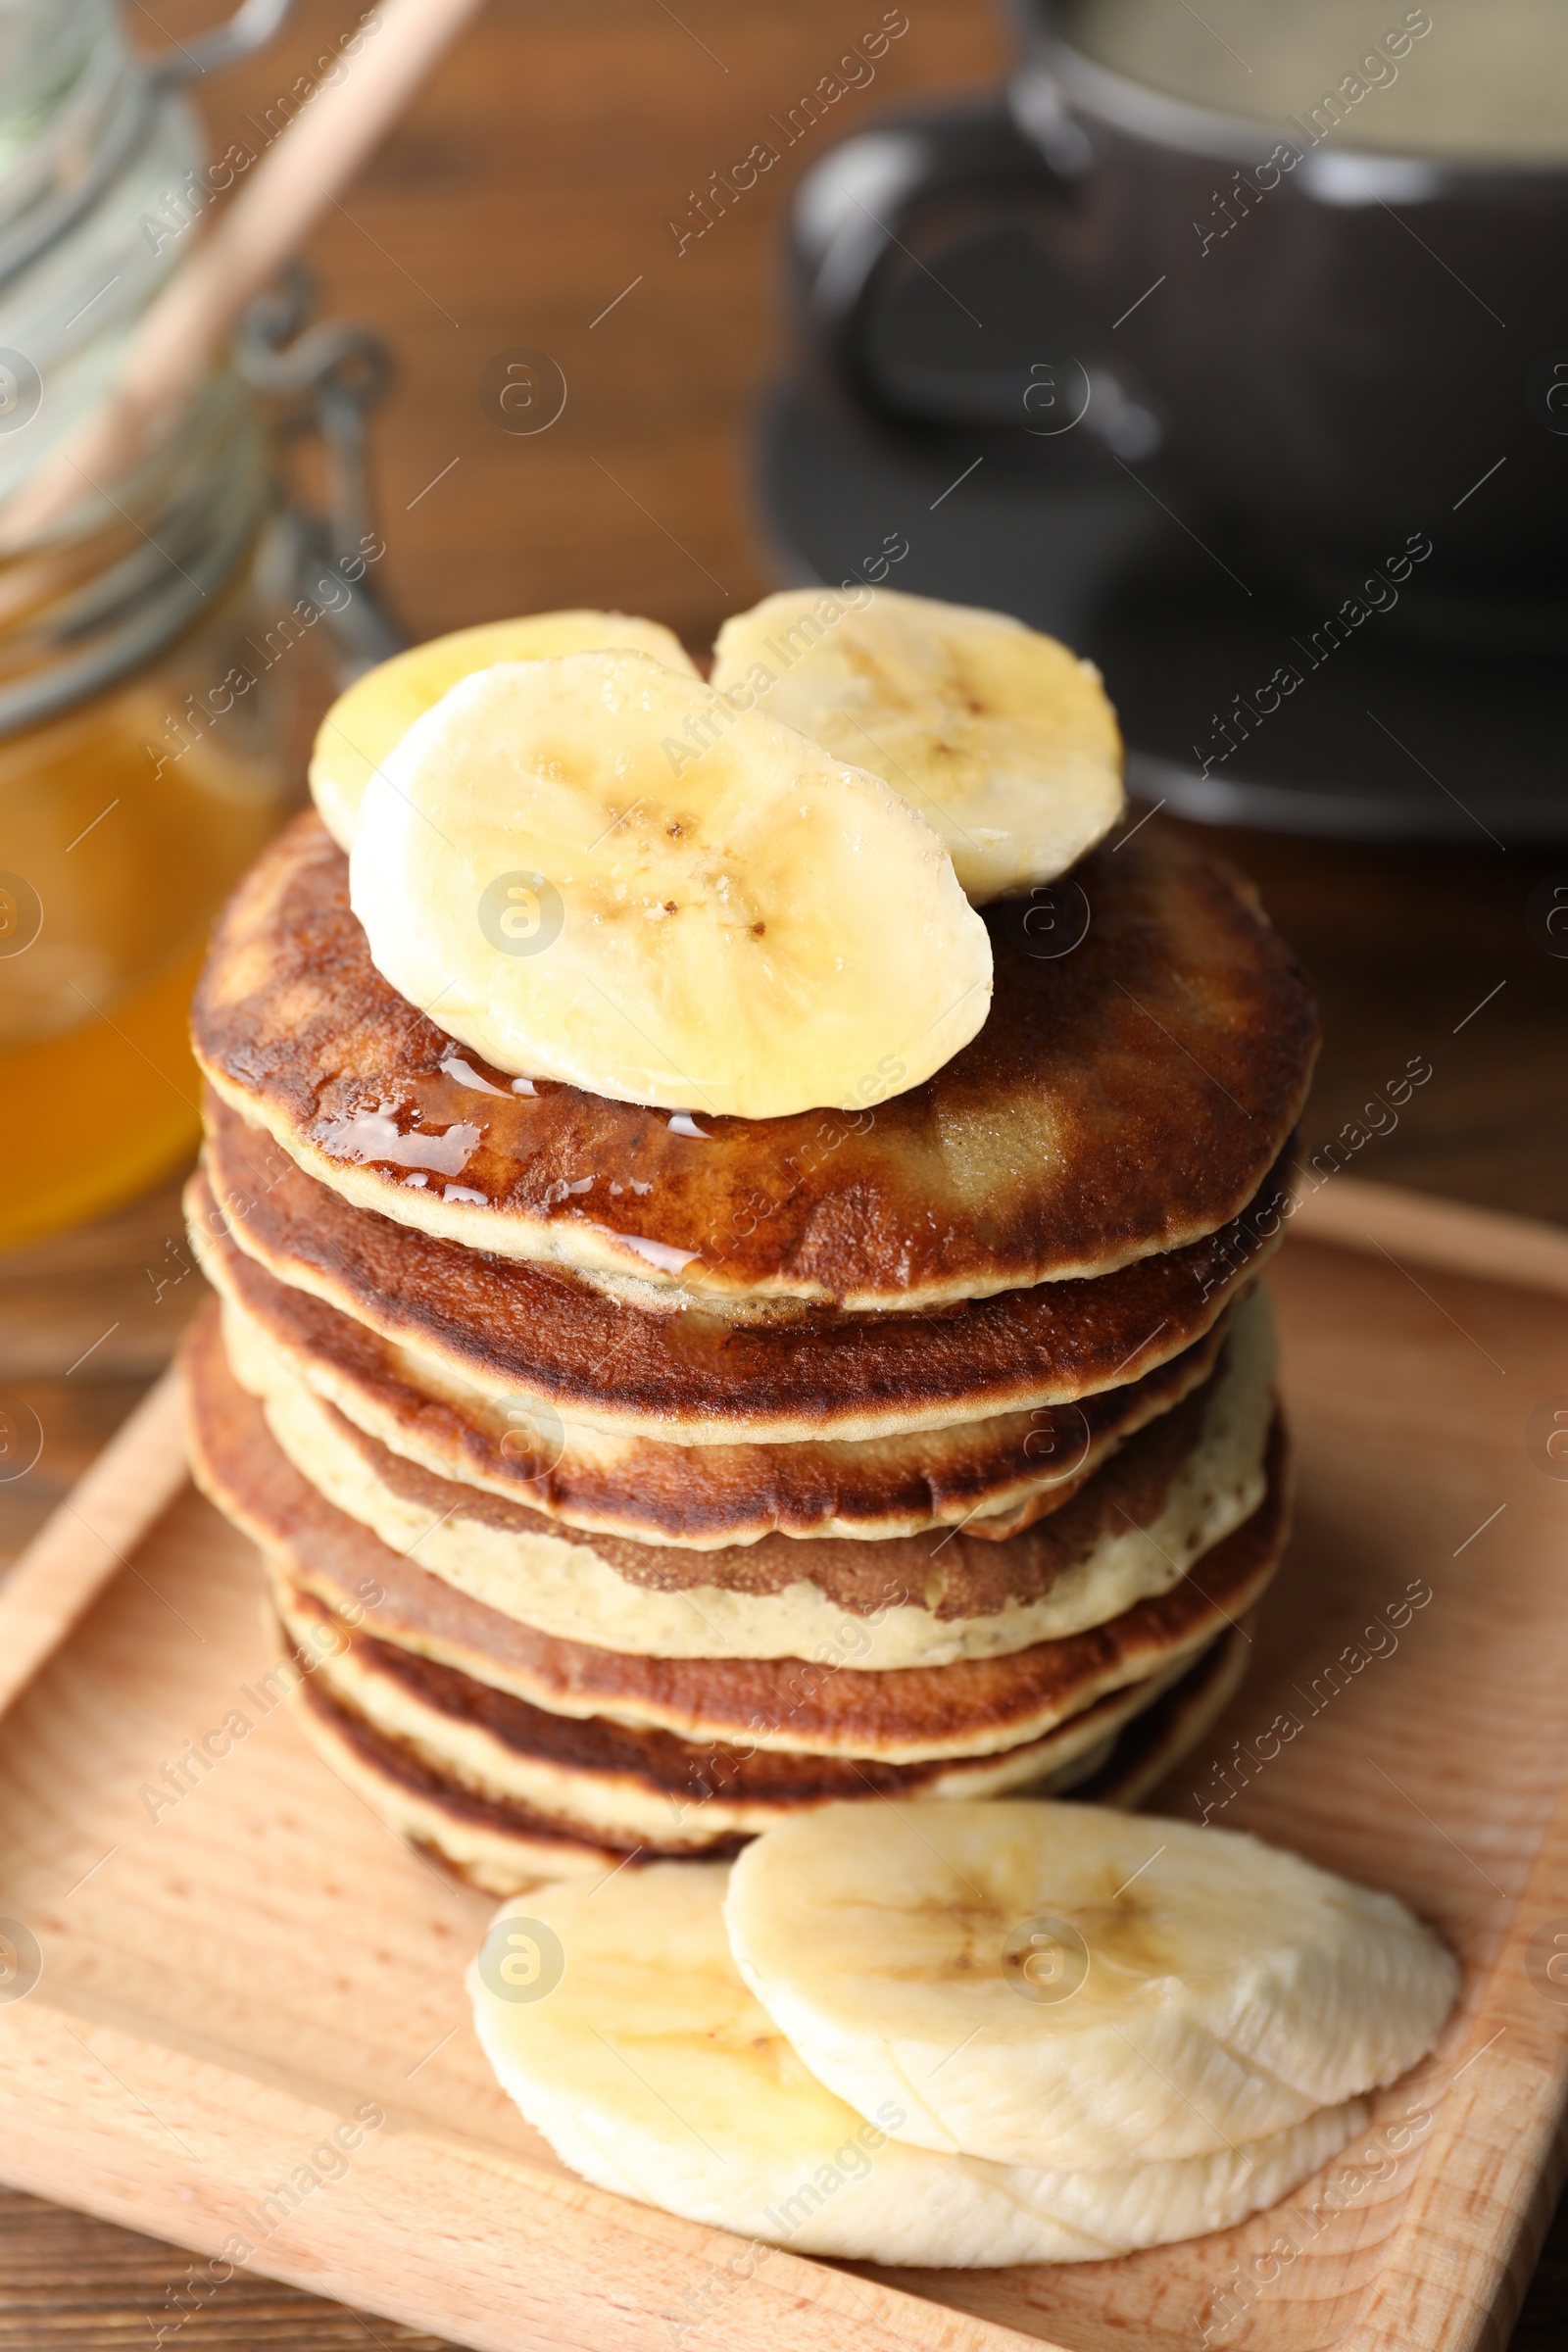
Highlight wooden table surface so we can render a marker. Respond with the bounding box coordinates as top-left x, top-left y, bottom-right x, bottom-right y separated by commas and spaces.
2, 1, 1565, 2343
